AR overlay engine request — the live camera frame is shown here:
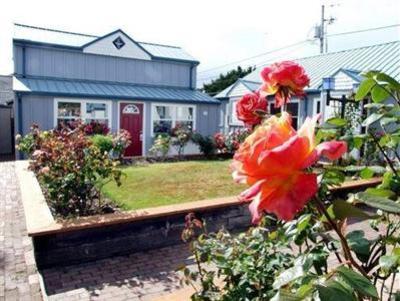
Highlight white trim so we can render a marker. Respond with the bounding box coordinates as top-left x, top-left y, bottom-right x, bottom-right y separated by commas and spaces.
117, 100, 146, 156
54, 97, 112, 128
150, 102, 197, 137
